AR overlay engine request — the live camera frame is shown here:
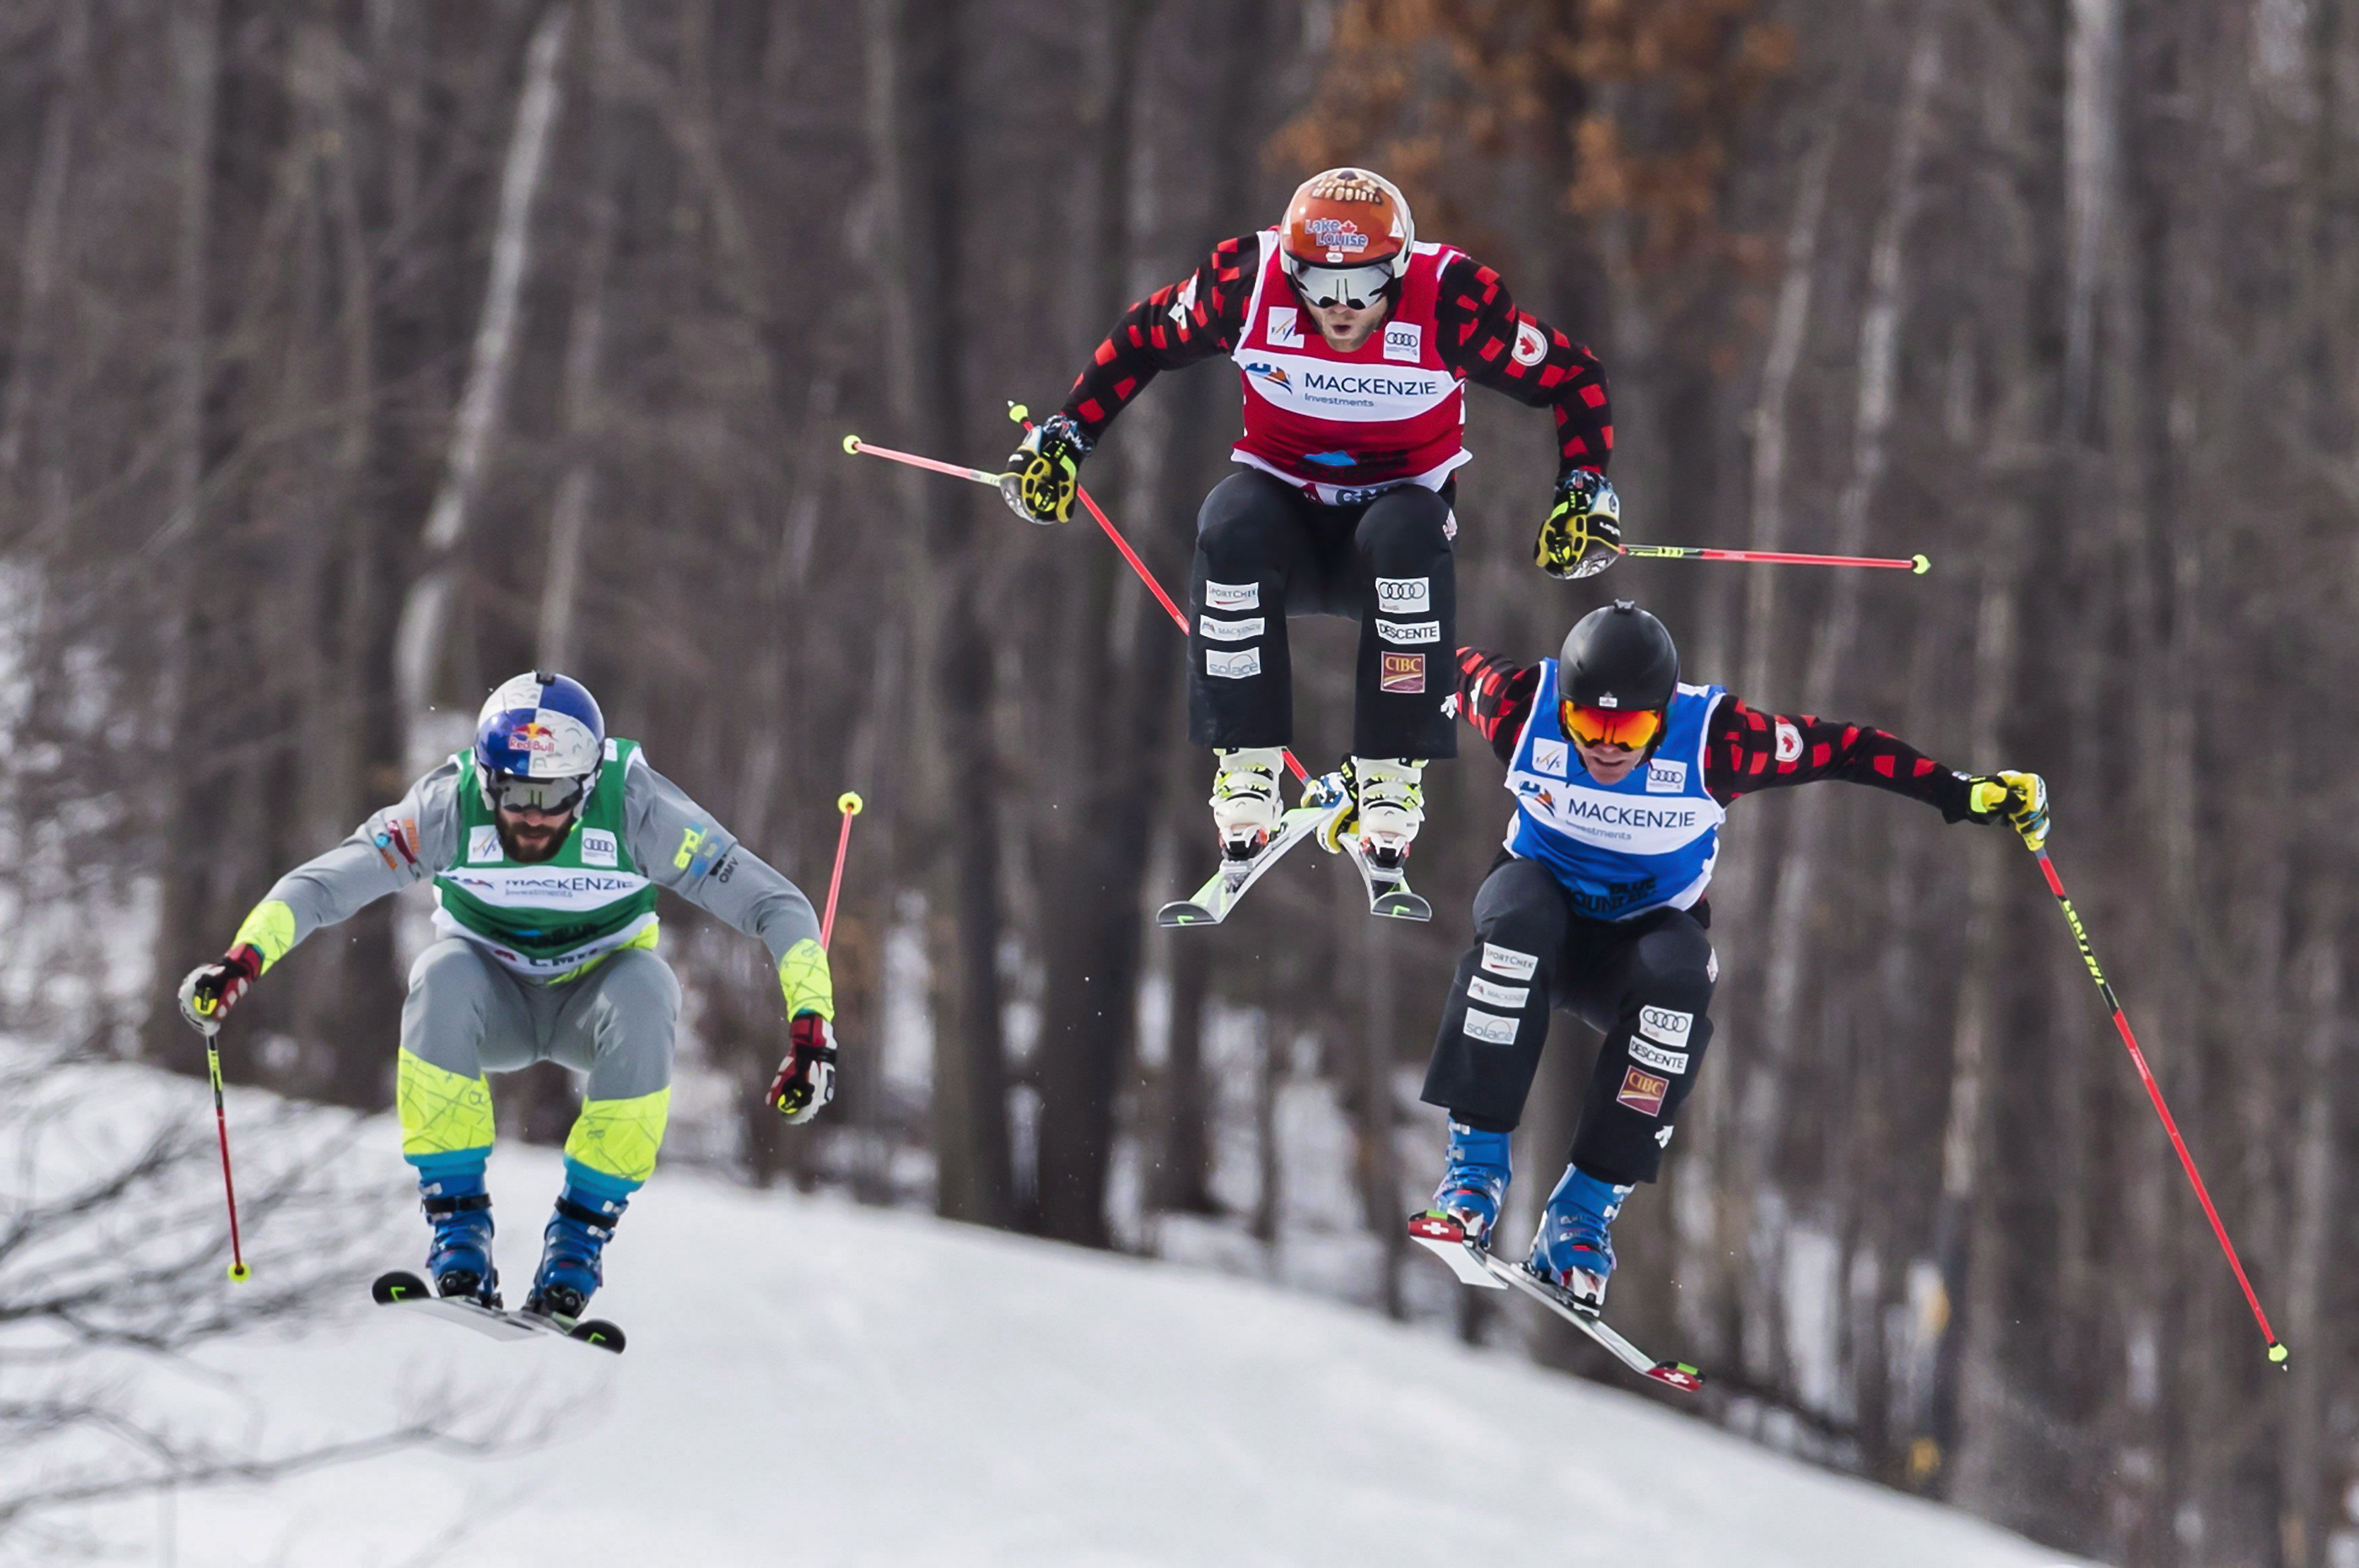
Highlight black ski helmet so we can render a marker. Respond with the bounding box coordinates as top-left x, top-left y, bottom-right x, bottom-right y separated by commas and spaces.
1558, 600, 1679, 716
